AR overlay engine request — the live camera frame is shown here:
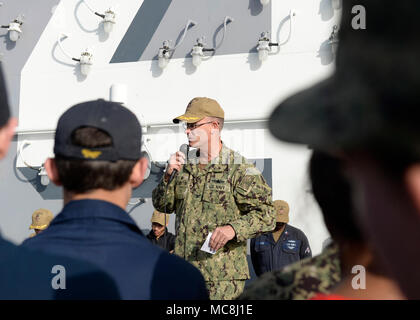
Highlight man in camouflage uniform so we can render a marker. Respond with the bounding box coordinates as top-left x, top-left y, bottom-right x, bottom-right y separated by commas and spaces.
152, 97, 276, 300
240, 242, 340, 300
